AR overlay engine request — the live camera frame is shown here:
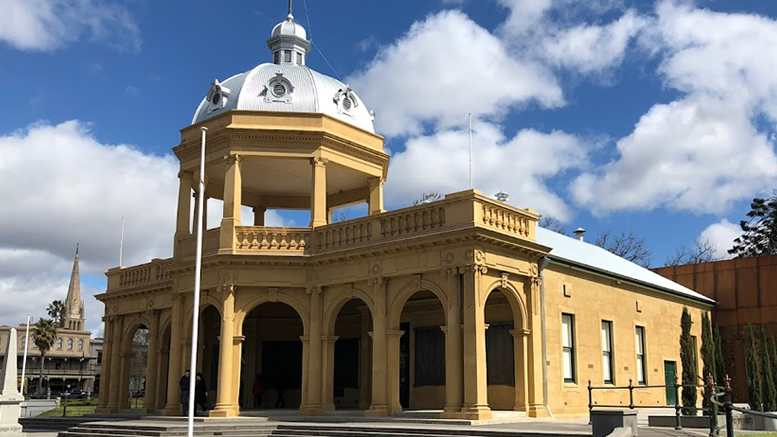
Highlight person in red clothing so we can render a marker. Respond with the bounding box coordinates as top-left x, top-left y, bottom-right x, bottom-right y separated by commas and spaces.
251, 373, 266, 408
